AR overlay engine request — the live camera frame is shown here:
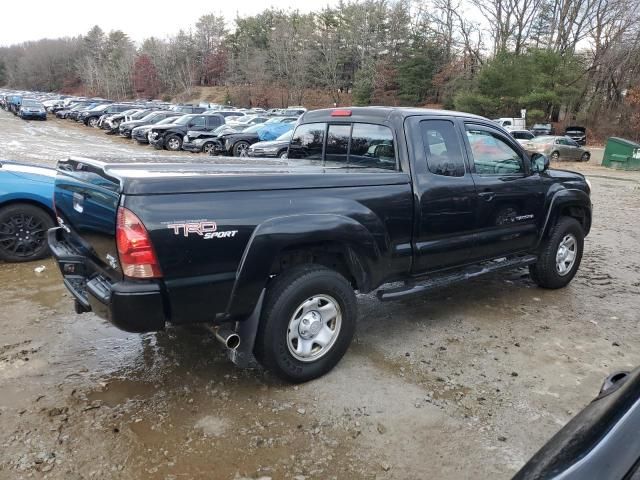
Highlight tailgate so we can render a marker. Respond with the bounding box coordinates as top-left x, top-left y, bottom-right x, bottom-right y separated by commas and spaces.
54, 158, 123, 281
